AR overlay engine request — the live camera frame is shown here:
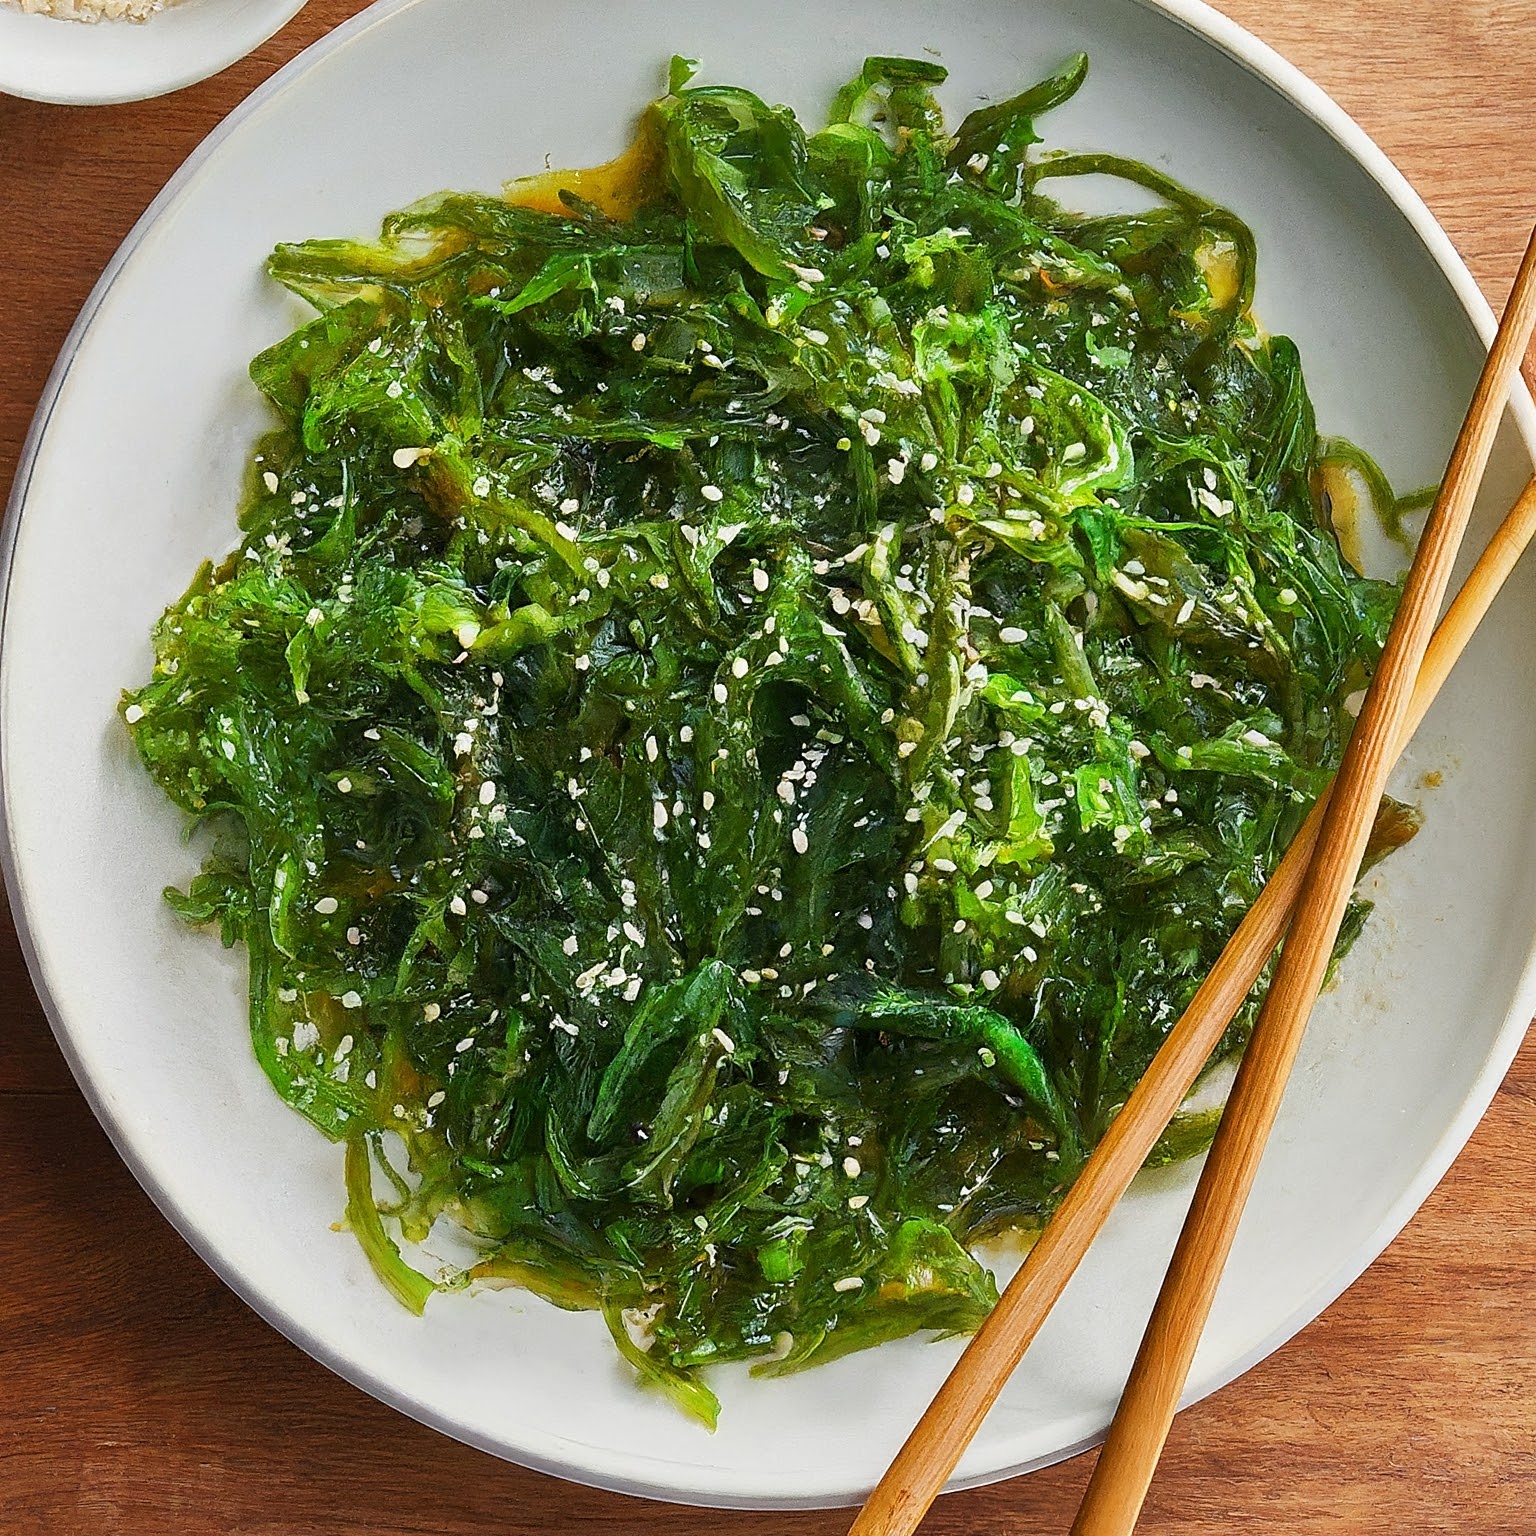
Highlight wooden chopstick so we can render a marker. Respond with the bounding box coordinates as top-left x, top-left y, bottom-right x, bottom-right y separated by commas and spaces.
848, 247, 1536, 1536
1068, 220, 1536, 1535
846, 481, 1536, 1536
